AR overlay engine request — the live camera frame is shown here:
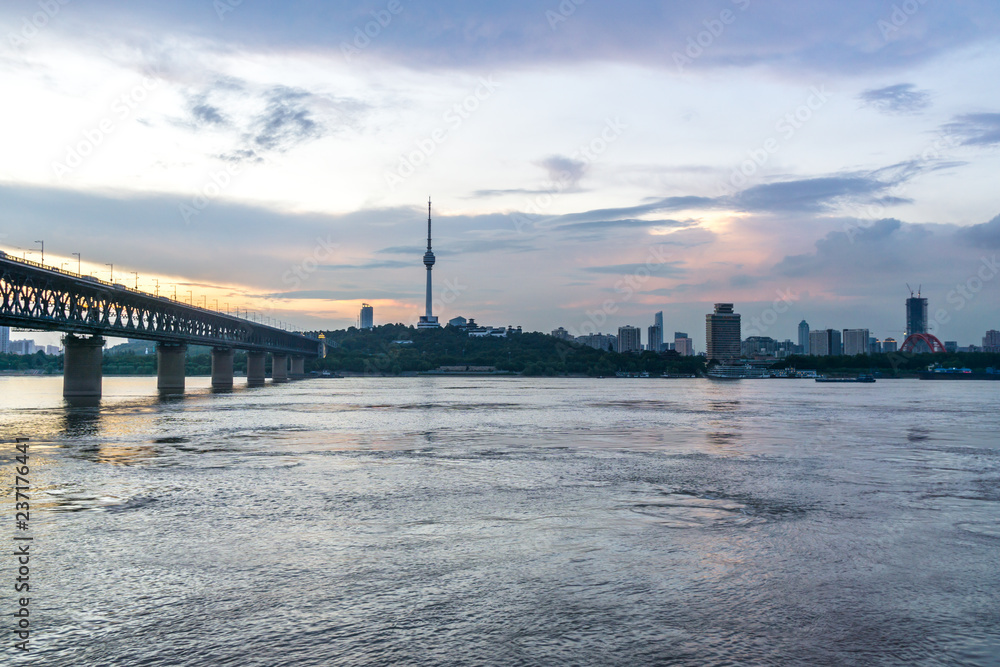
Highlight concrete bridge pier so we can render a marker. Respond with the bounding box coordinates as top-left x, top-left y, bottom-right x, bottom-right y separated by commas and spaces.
247, 351, 266, 387
63, 334, 104, 401
211, 347, 235, 390
290, 356, 305, 380
271, 354, 288, 383
157, 343, 187, 394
